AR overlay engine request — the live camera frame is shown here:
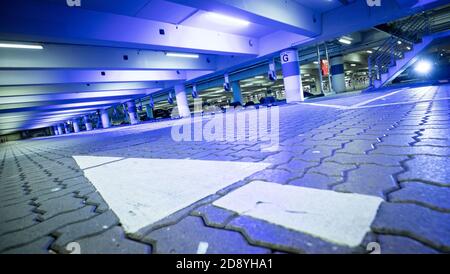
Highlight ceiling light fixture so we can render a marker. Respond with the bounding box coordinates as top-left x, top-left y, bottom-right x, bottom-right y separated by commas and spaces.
338, 38, 352, 45
205, 12, 250, 26
366, 50, 373, 54
414, 59, 432, 74
0, 42, 43, 50
165, 52, 199, 59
